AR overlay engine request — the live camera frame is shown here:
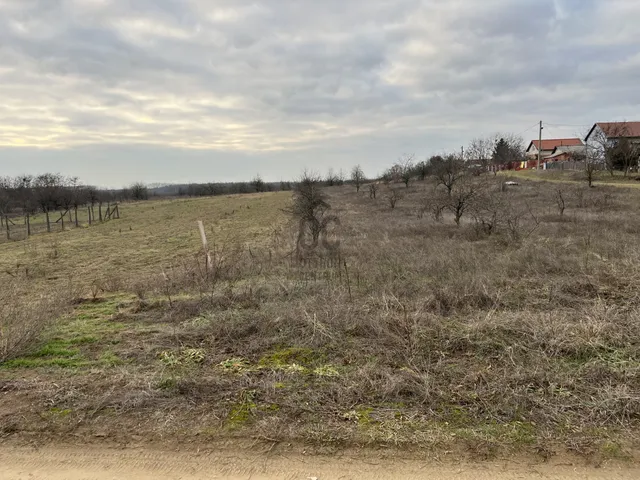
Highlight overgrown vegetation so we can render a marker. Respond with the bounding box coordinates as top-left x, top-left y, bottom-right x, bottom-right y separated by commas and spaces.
2, 166, 640, 459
